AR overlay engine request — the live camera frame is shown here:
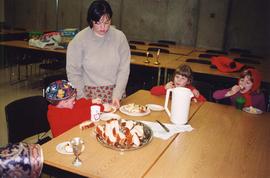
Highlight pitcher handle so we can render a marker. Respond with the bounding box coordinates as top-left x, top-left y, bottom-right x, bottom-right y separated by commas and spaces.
164, 88, 172, 117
